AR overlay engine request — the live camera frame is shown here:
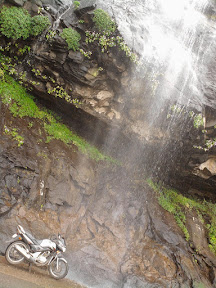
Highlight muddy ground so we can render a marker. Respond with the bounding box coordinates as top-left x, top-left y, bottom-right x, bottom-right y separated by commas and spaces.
0, 256, 86, 288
